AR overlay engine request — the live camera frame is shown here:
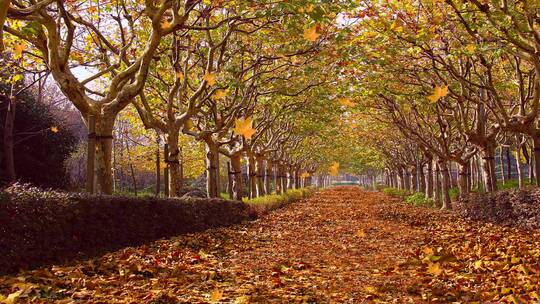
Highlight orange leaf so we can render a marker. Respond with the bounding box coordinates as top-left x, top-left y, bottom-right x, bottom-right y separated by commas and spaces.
303, 25, 320, 42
